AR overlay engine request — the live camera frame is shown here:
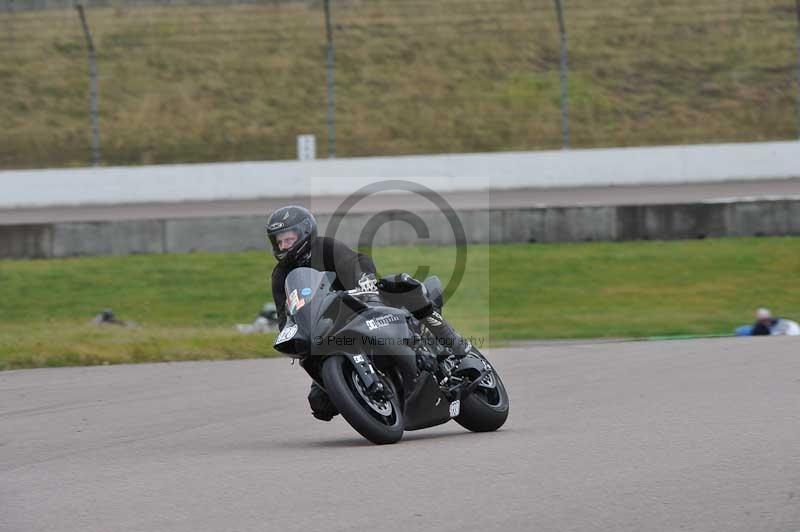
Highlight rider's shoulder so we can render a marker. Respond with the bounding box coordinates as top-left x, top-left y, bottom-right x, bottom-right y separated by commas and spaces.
316, 235, 352, 253
271, 262, 288, 281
